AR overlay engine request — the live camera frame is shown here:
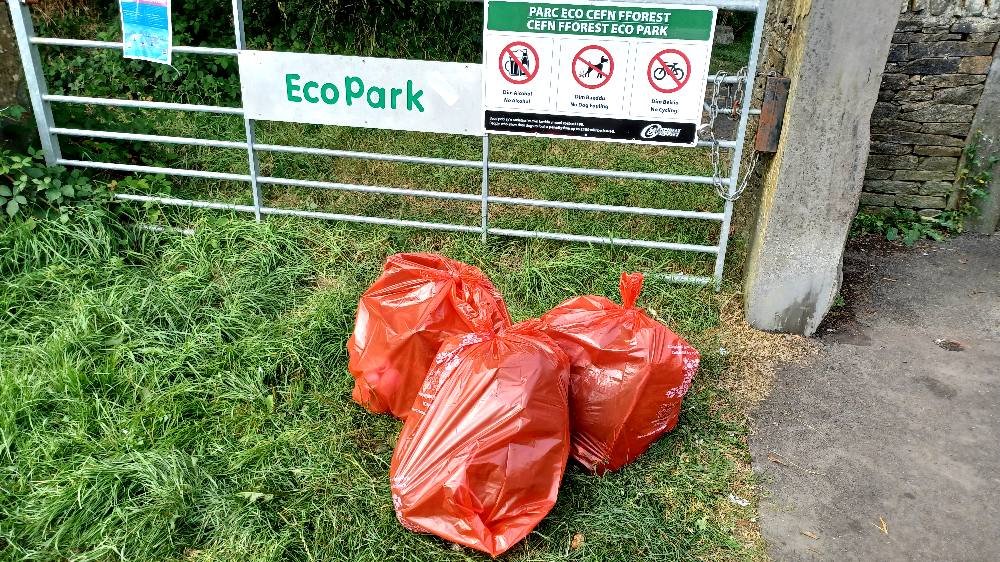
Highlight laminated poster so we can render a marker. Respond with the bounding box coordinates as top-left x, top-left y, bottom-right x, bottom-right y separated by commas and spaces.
120, 0, 172, 65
